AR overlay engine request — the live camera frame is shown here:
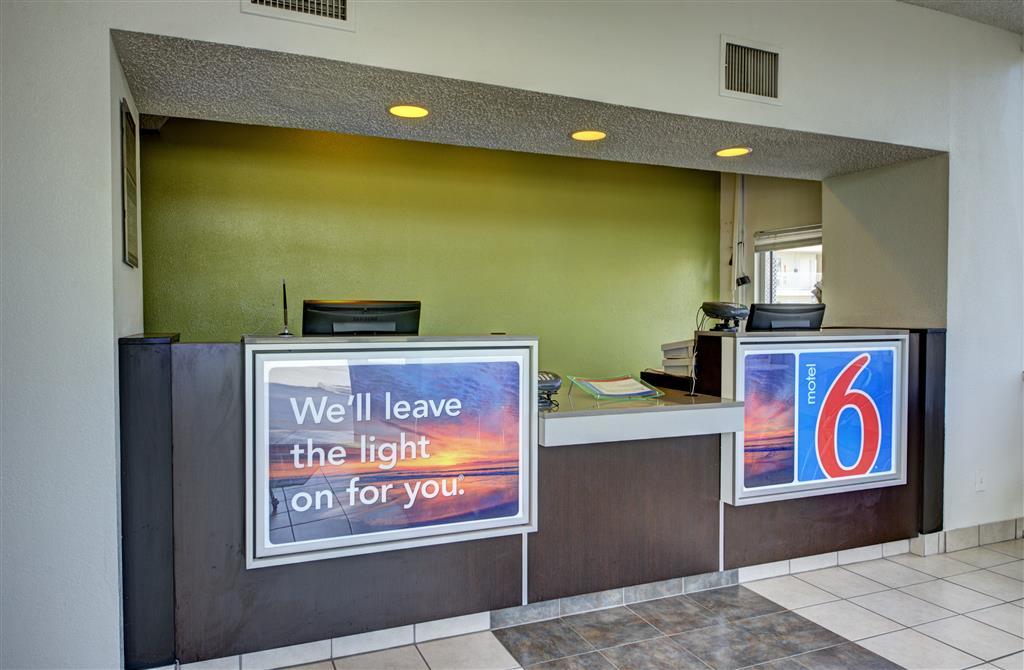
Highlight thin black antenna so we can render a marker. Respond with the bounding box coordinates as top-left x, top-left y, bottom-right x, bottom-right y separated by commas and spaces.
278, 278, 294, 337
